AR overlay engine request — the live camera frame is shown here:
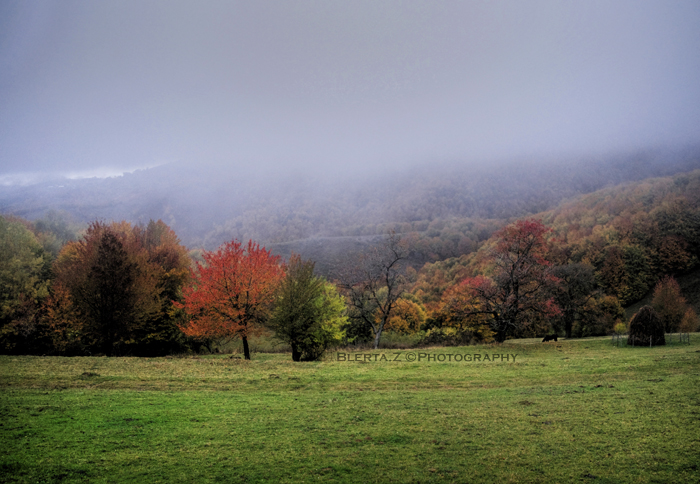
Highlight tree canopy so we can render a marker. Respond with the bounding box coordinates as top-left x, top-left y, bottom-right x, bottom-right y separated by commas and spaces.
0, 216, 50, 353
270, 255, 346, 361
50, 220, 190, 355
438, 220, 560, 342
176, 239, 284, 359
